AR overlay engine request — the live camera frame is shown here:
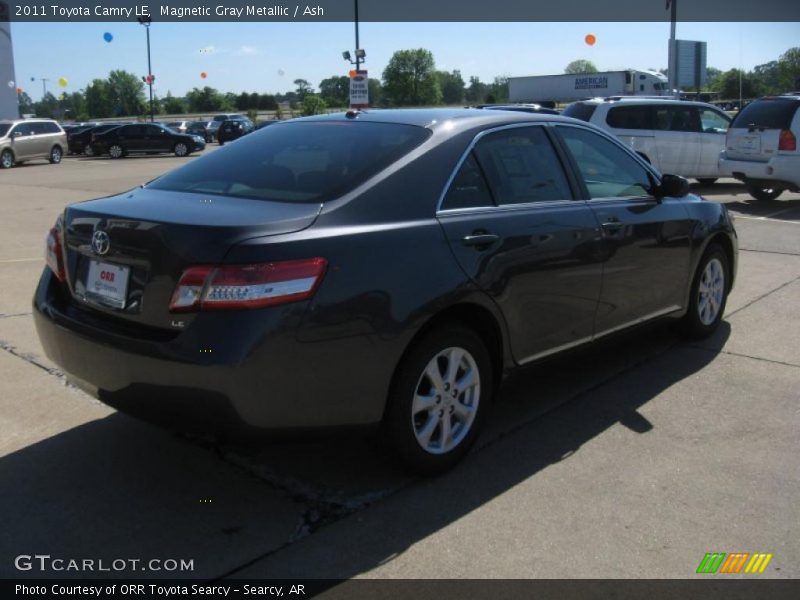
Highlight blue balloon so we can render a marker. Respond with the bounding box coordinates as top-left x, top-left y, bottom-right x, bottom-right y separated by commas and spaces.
103, 32, 113, 43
